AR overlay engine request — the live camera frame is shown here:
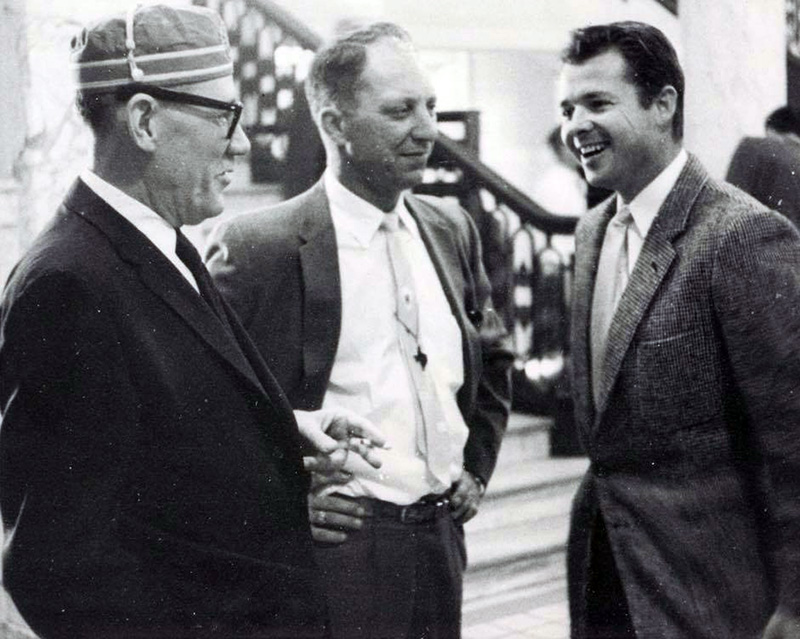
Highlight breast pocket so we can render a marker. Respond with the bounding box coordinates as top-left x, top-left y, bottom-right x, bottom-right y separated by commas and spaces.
635, 328, 722, 428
